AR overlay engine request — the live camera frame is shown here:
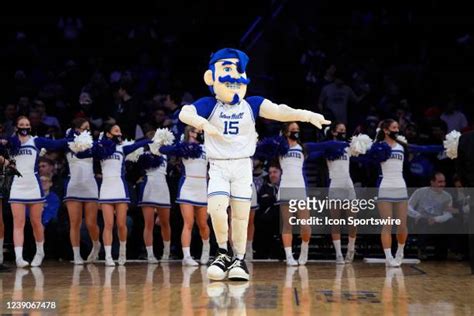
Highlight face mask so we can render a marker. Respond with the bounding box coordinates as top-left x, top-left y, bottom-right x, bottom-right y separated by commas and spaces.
336, 133, 346, 141
289, 131, 300, 141
17, 127, 31, 136
388, 131, 399, 140
111, 135, 122, 144
196, 132, 204, 144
